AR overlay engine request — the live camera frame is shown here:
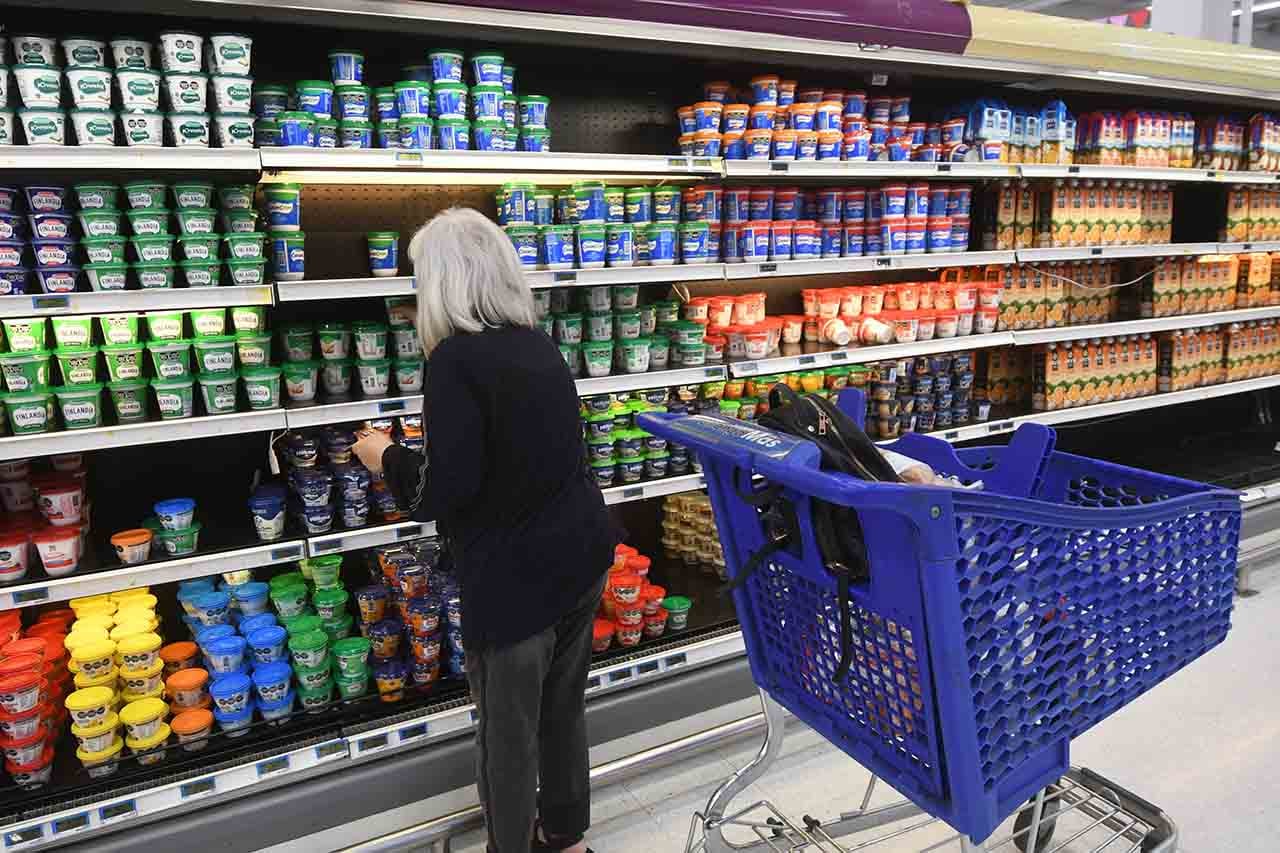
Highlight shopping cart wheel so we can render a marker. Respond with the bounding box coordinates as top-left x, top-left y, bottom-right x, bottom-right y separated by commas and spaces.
1012, 784, 1060, 853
